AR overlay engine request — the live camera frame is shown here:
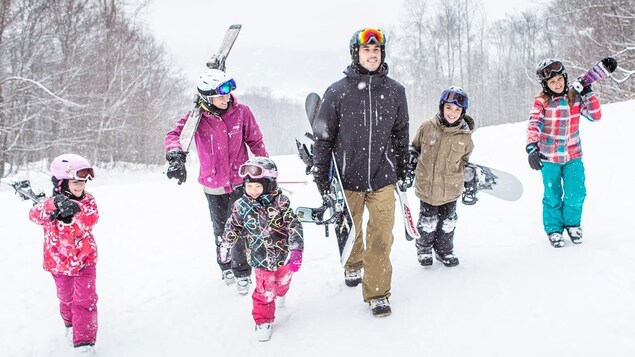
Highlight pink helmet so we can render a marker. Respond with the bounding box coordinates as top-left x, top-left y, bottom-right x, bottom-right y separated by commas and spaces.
50, 154, 95, 180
